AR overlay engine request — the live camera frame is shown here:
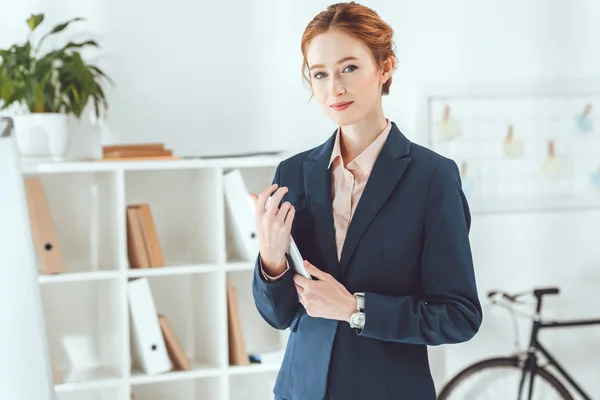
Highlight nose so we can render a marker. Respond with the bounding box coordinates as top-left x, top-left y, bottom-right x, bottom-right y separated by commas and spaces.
329, 74, 346, 97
